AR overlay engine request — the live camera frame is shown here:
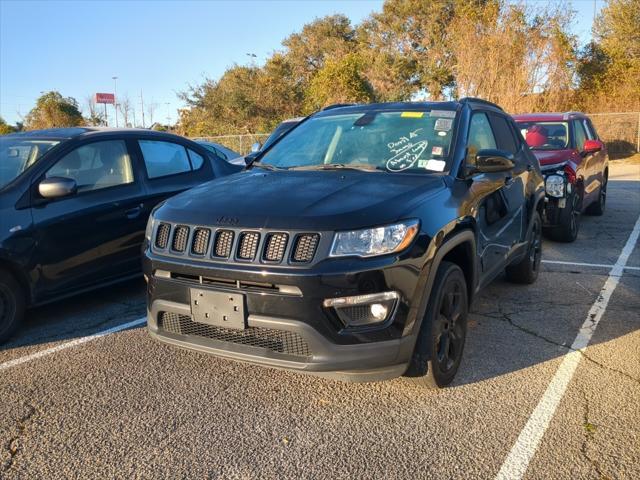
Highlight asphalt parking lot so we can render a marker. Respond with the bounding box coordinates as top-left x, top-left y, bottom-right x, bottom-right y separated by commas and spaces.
1, 162, 638, 480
